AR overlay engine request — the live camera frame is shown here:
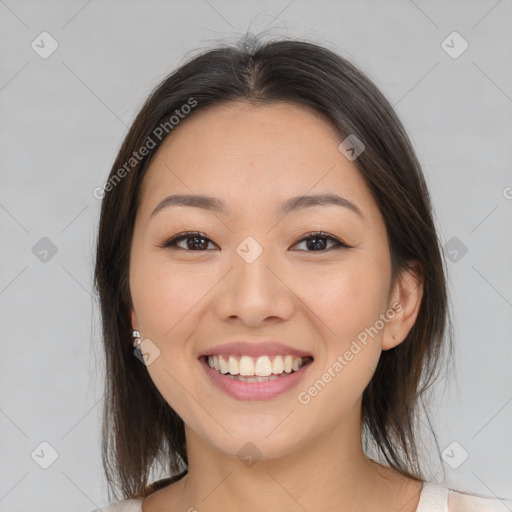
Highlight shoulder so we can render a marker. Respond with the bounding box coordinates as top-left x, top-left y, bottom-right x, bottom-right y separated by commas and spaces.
89, 497, 143, 512
419, 481, 512, 512
89, 473, 186, 512
448, 487, 512, 512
